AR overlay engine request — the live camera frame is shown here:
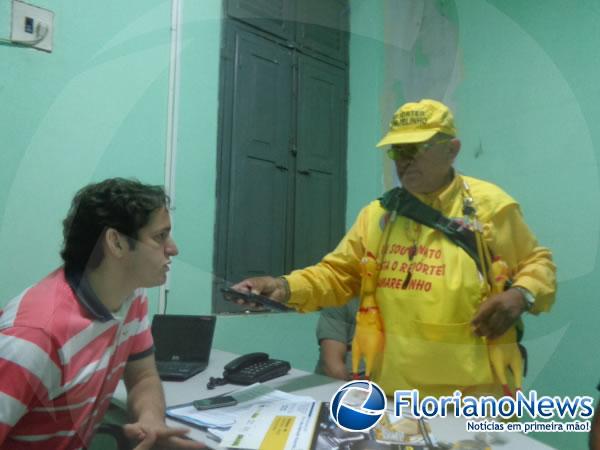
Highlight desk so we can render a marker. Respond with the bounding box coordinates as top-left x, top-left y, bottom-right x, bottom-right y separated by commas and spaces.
113, 349, 556, 449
